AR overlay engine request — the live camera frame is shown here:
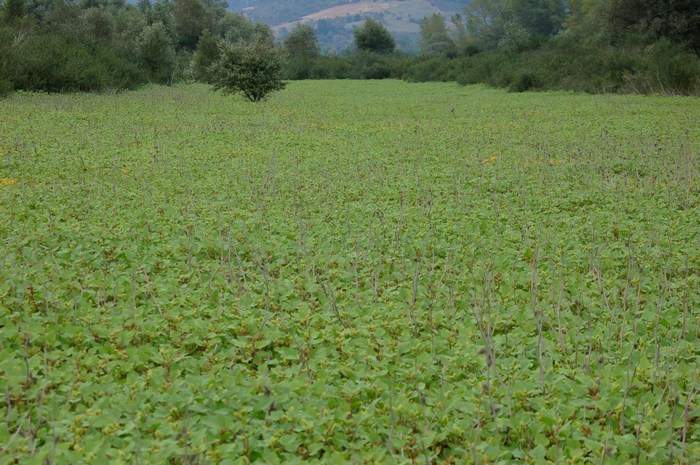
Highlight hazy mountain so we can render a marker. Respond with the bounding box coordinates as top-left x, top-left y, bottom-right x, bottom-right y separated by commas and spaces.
227, 1, 467, 25
227, 1, 470, 54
